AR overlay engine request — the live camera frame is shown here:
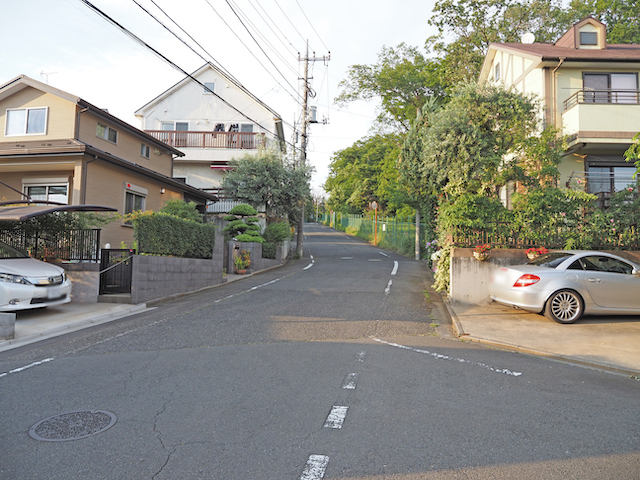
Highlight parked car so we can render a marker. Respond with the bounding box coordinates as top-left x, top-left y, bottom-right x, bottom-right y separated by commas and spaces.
0, 240, 72, 312
489, 250, 640, 324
